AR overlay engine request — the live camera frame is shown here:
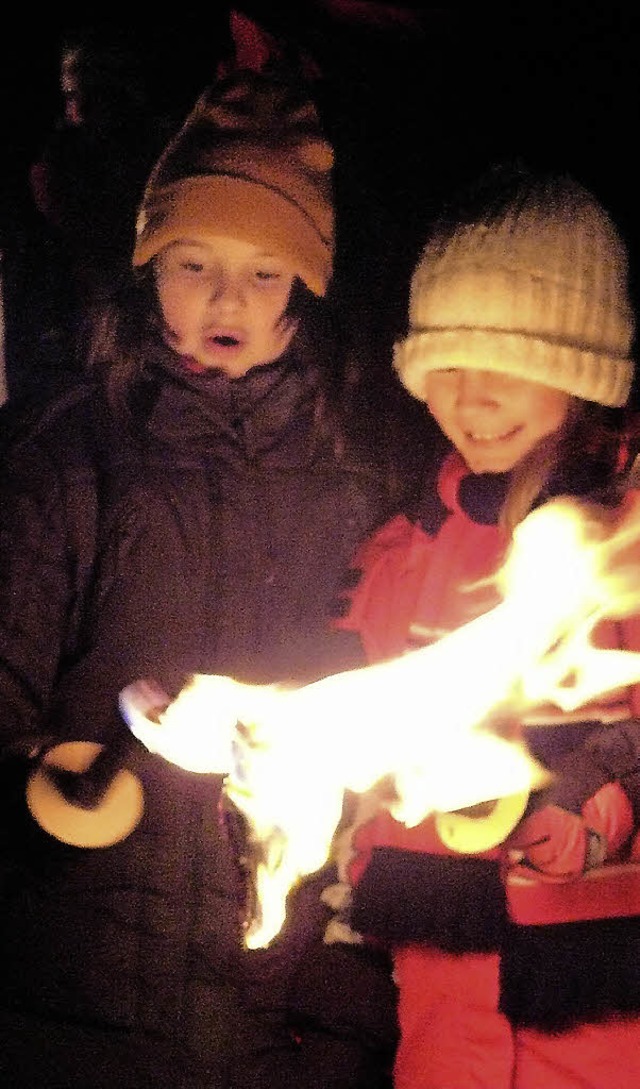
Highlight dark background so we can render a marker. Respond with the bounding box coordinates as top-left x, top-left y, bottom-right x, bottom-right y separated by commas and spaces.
5, 5, 639, 250
2, 3, 639, 420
